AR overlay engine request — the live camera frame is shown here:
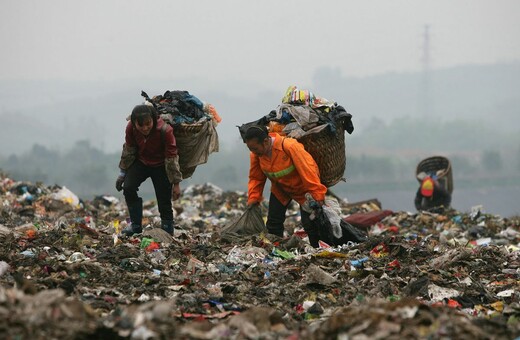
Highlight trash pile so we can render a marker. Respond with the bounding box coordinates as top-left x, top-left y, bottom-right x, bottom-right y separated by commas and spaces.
0, 173, 519, 339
